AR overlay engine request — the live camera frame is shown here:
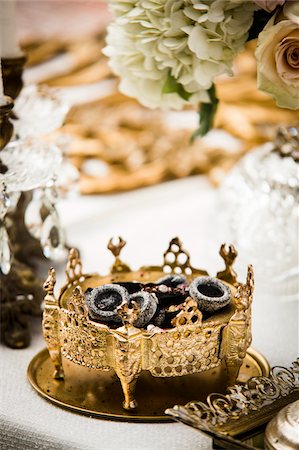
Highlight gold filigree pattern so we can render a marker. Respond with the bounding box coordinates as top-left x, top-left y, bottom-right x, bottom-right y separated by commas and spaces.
166, 359, 299, 437
60, 311, 111, 370
65, 248, 83, 285
42, 237, 253, 410
147, 322, 223, 378
60, 287, 110, 370
116, 299, 140, 328
171, 297, 203, 328
163, 237, 208, 276
42, 268, 63, 379
66, 286, 88, 319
